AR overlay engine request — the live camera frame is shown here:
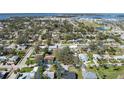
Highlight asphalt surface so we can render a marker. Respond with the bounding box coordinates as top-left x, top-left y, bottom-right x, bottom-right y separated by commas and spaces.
8, 47, 34, 79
